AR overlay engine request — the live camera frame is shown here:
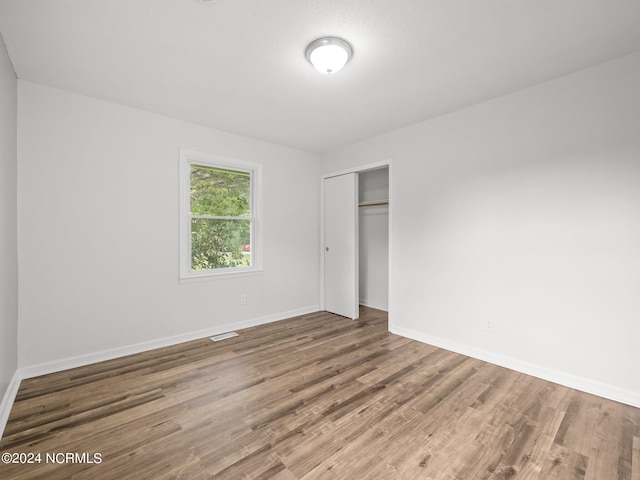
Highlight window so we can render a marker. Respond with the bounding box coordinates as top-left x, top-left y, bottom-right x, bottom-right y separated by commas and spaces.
180, 150, 262, 279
